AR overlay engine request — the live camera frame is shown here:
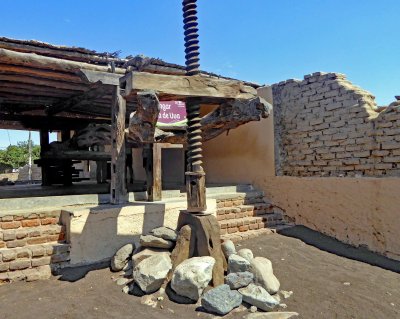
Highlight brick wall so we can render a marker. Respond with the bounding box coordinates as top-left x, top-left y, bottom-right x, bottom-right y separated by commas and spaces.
0, 210, 70, 283
272, 72, 400, 177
